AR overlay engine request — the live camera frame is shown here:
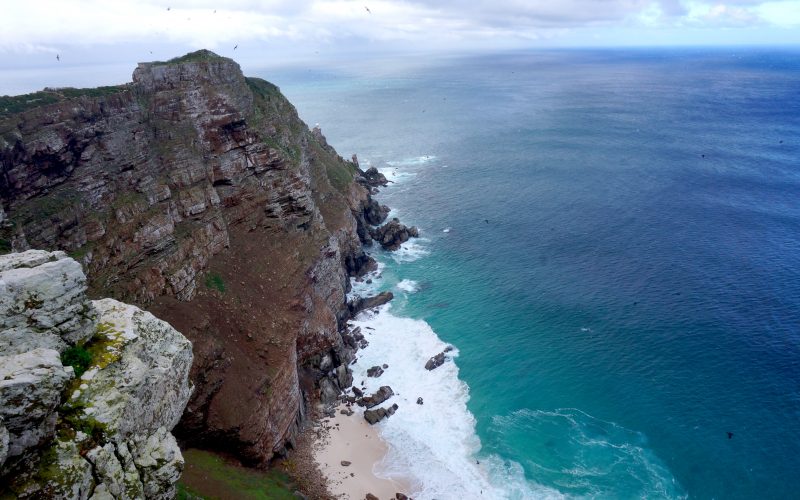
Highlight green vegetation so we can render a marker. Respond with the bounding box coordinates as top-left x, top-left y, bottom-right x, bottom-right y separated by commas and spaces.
245, 77, 282, 101
151, 50, 223, 66
0, 86, 126, 118
178, 449, 299, 500
205, 272, 225, 293
60, 346, 92, 378
0, 92, 61, 116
